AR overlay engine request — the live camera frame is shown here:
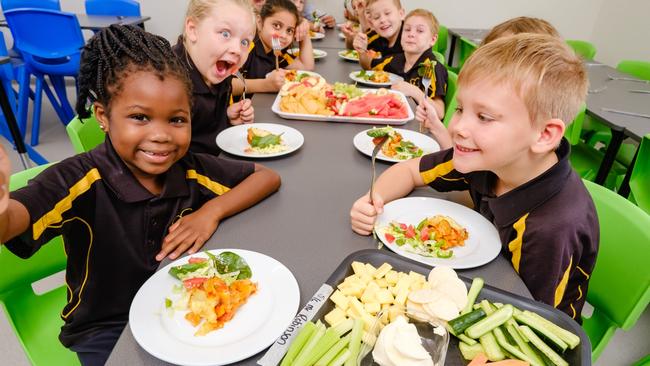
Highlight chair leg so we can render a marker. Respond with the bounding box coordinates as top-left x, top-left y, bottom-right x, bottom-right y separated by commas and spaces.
16, 69, 30, 136
50, 76, 74, 121
41, 78, 69, 125
30, 76, 43, 146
